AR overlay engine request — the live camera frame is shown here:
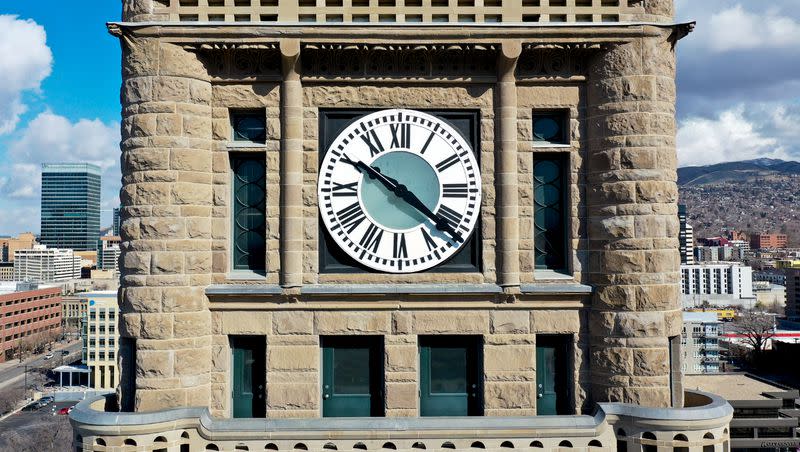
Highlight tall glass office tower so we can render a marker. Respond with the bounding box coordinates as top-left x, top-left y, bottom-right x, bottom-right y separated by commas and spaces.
40, 163, 102, 251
